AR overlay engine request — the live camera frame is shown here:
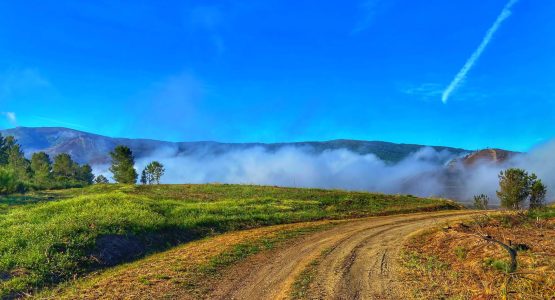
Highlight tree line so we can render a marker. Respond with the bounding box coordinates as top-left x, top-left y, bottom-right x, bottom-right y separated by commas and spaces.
0, 135, 165, 195
0, 134, 94, 194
